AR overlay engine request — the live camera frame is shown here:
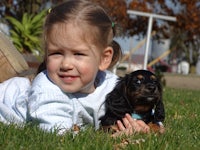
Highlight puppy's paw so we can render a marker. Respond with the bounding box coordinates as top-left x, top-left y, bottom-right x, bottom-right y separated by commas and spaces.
148, 122, 165, 134
101, 125, 119, 134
